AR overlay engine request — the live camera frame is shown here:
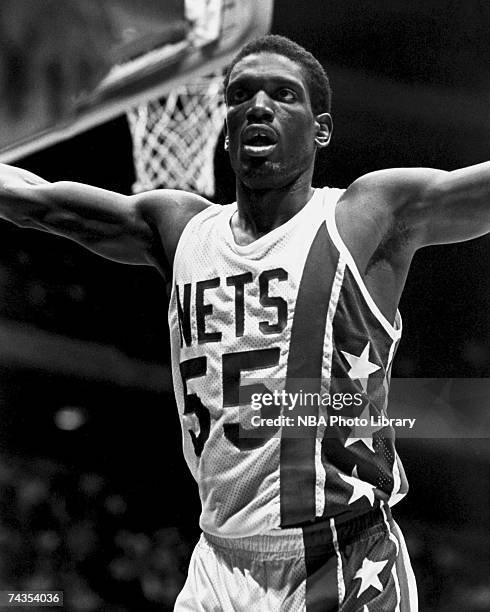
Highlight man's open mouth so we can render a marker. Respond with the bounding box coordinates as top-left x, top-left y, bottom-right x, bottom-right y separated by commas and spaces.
241, 125, 278, 157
